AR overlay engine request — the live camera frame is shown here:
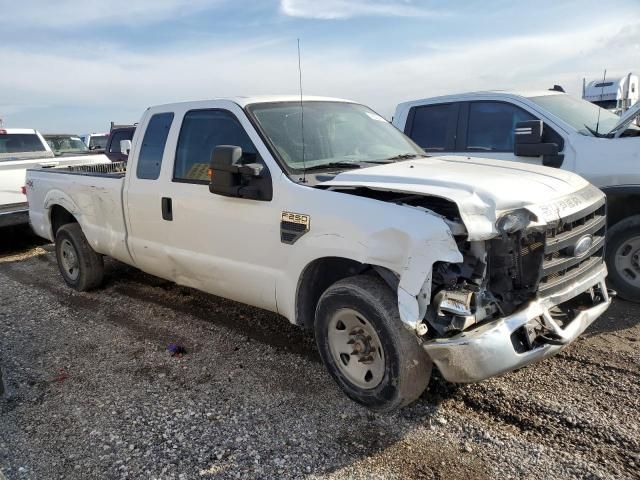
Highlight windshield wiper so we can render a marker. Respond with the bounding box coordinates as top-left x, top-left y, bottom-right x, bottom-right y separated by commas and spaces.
302, 162, 364, 172
384, 153, 428, 161
584, 125, 611, 138
301, 154, 427, 172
